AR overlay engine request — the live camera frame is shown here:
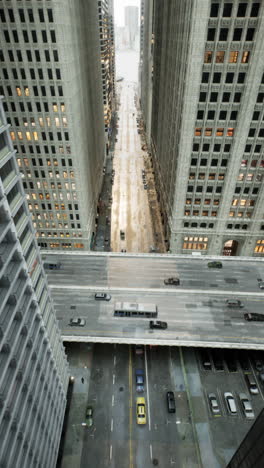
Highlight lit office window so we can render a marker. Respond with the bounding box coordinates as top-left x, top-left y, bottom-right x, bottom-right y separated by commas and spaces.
17, 131, 23, 140
229, 51, 238, 63
215, 51, 225, 63
33, 131, 38, 141
16, 87, 22, 96
182, 236, 208, 250
255, 239, 264, 253
26, 131, 31, 141
204, 51, 212, 63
